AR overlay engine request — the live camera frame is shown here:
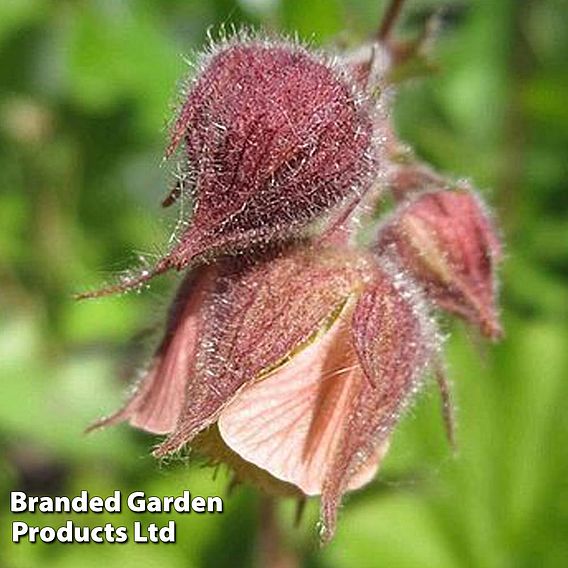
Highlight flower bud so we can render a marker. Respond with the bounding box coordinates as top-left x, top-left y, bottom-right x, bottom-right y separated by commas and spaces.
79, 38, 377, 300
375, 189, 502, 339
168, 39, 377, 253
